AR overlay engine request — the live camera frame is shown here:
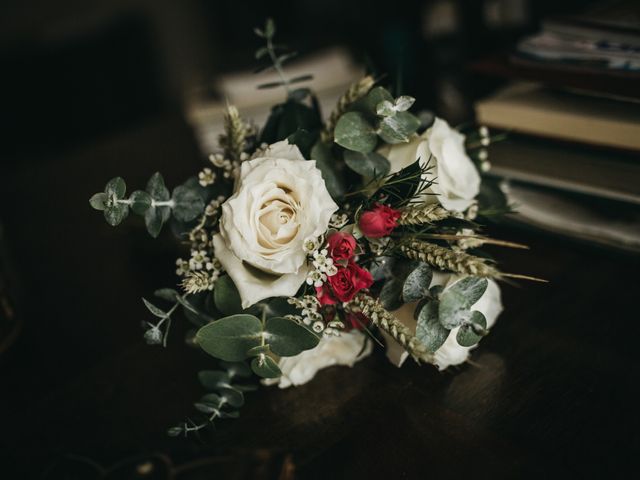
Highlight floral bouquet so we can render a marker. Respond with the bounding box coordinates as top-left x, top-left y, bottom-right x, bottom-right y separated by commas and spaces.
89, 20, 537, 436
